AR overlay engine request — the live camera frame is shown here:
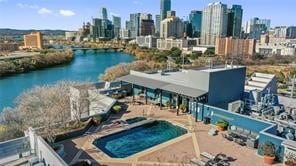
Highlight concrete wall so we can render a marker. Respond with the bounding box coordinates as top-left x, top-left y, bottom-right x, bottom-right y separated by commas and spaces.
36, 136, 67, 166
208, 67, 246, 108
